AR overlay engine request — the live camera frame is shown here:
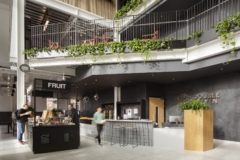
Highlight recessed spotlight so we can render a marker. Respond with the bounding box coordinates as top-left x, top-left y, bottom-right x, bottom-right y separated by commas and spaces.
85, 83, 87, 85
107, 78, 109, 79
221, 68, 223, 70
90, 91, 92, 92
152, 74, 154, 76
95, 79, 97, 81
112, 85, 114, 87
173, 78, 175, 80
100, 88, 101, 90
93, 83, 95, 84
128, 81, 131, 82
